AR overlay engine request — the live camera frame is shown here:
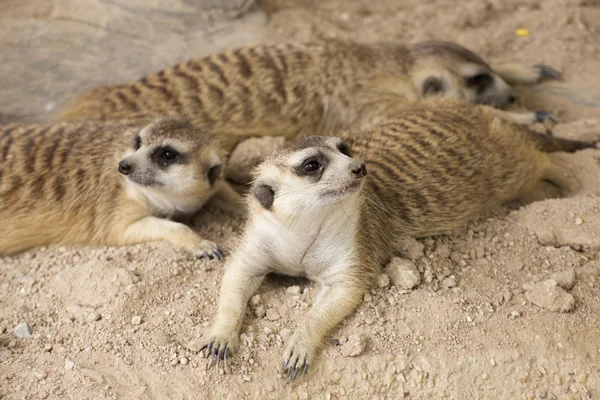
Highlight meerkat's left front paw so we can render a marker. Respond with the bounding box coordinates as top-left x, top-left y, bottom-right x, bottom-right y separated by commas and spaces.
282, 334, 318, 383
200, 329, 239, 371
187, 240, 225, 262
